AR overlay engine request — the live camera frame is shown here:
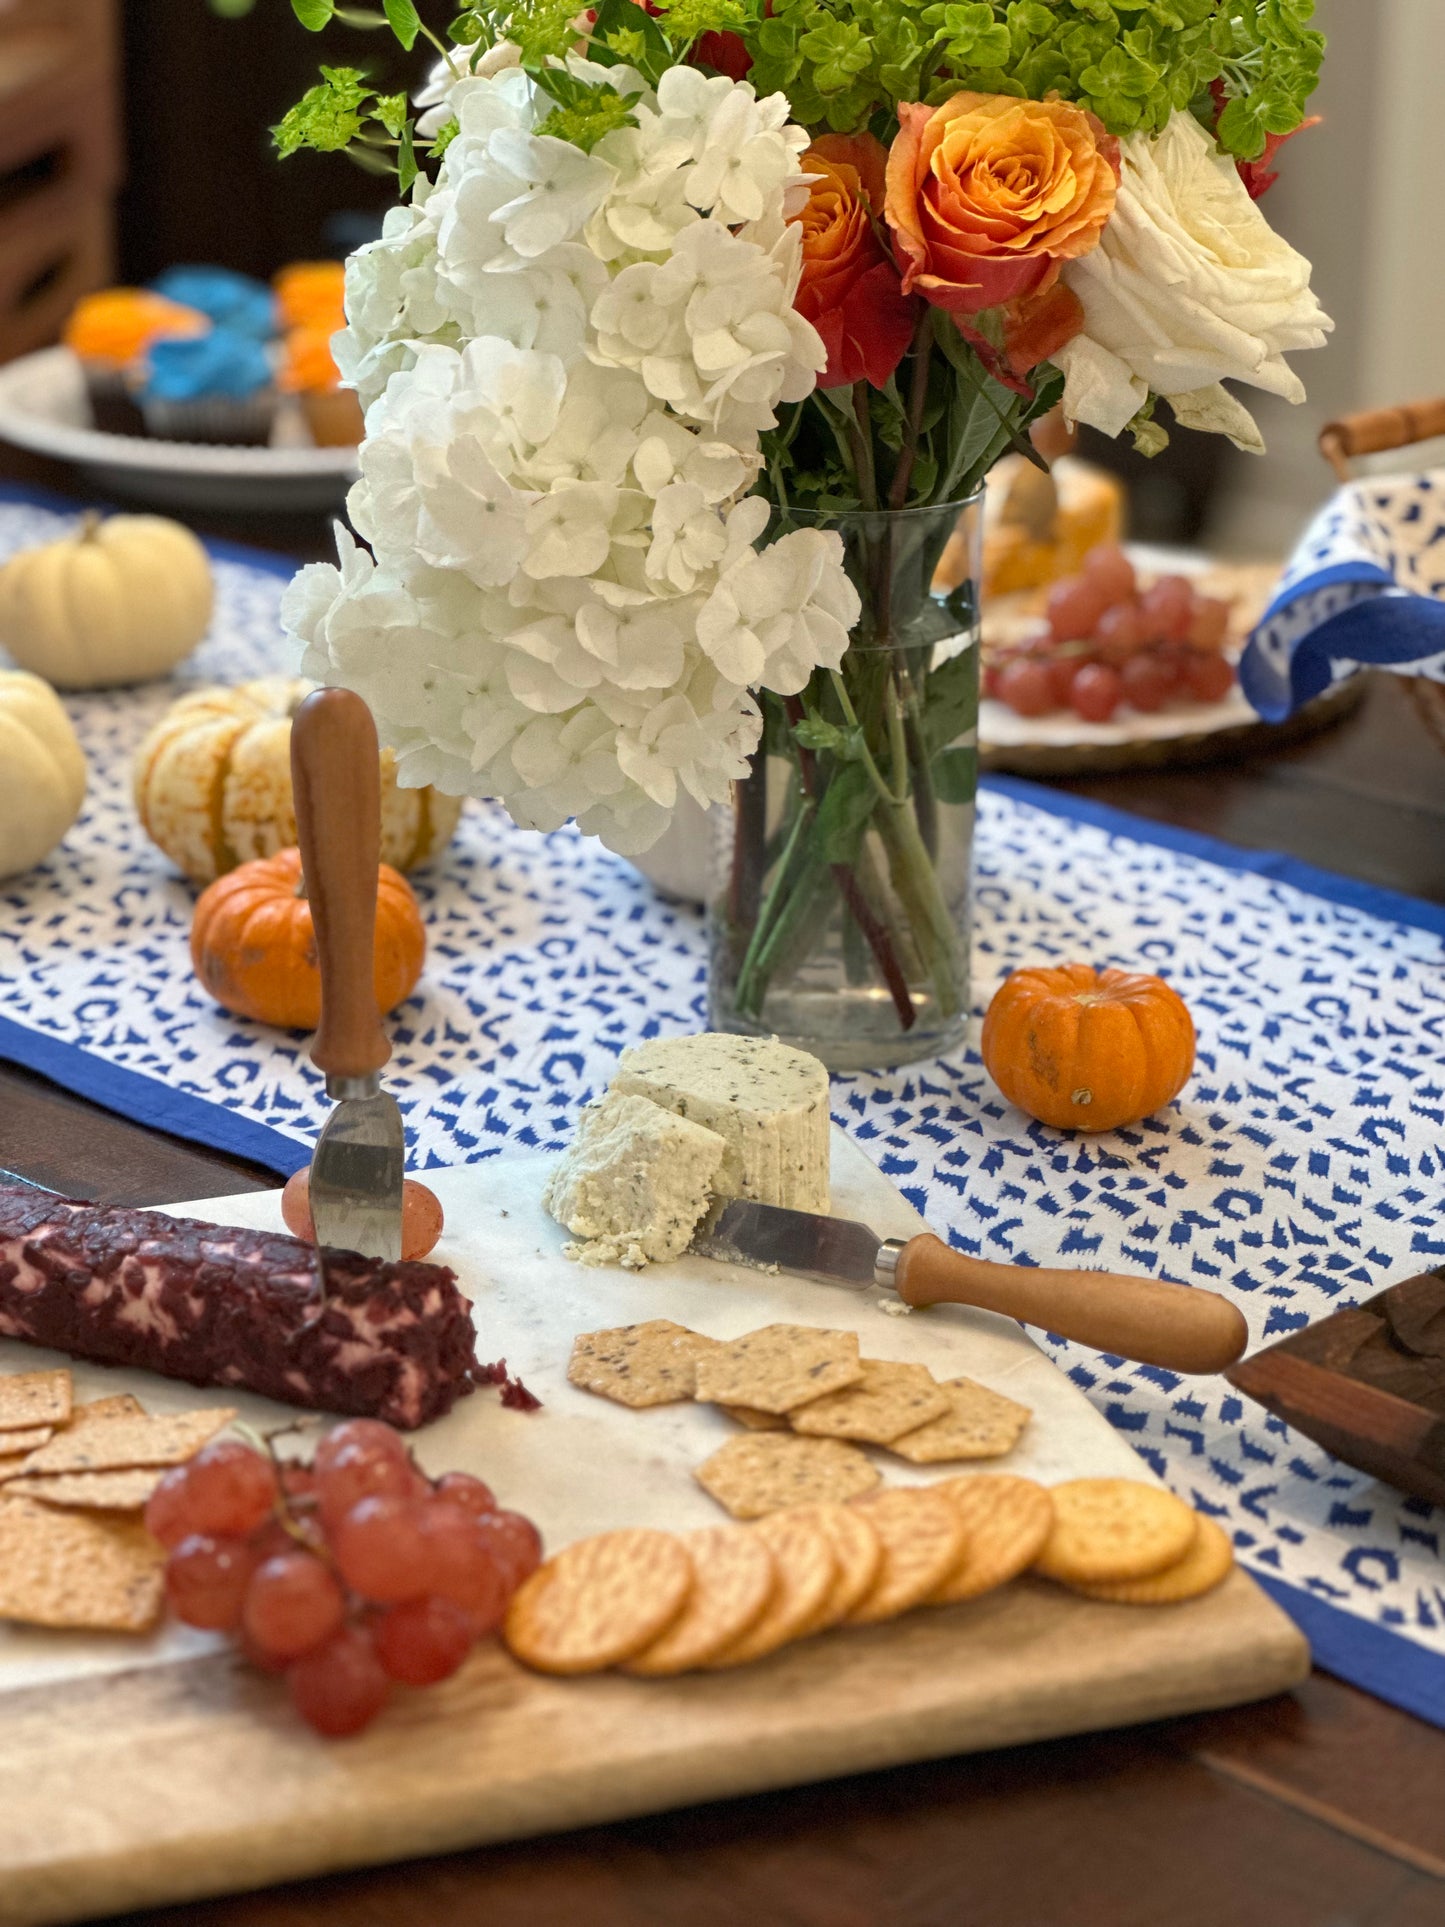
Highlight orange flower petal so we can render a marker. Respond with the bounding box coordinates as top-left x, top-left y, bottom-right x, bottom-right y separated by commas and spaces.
885, 91, 1117, 318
